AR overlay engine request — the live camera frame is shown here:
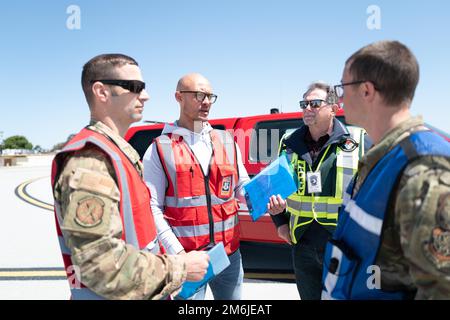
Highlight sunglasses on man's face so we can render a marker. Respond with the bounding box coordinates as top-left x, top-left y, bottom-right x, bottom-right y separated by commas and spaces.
299, 99, 326, 110
91, 79, 146, 94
